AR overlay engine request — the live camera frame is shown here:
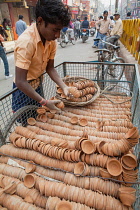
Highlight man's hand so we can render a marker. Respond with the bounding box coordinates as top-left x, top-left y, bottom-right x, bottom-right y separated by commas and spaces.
46, 100, 61, 111
62, 86, 73, 98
